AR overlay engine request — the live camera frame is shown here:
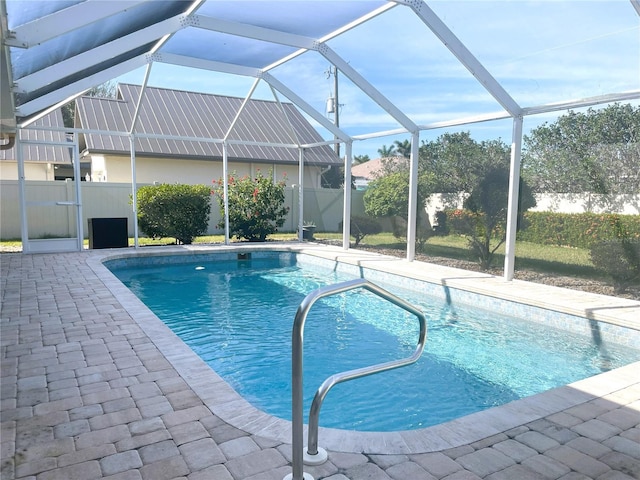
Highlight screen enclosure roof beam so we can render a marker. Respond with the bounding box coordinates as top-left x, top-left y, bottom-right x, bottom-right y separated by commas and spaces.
397, 0, 522, 117
5, 0, 152, 48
